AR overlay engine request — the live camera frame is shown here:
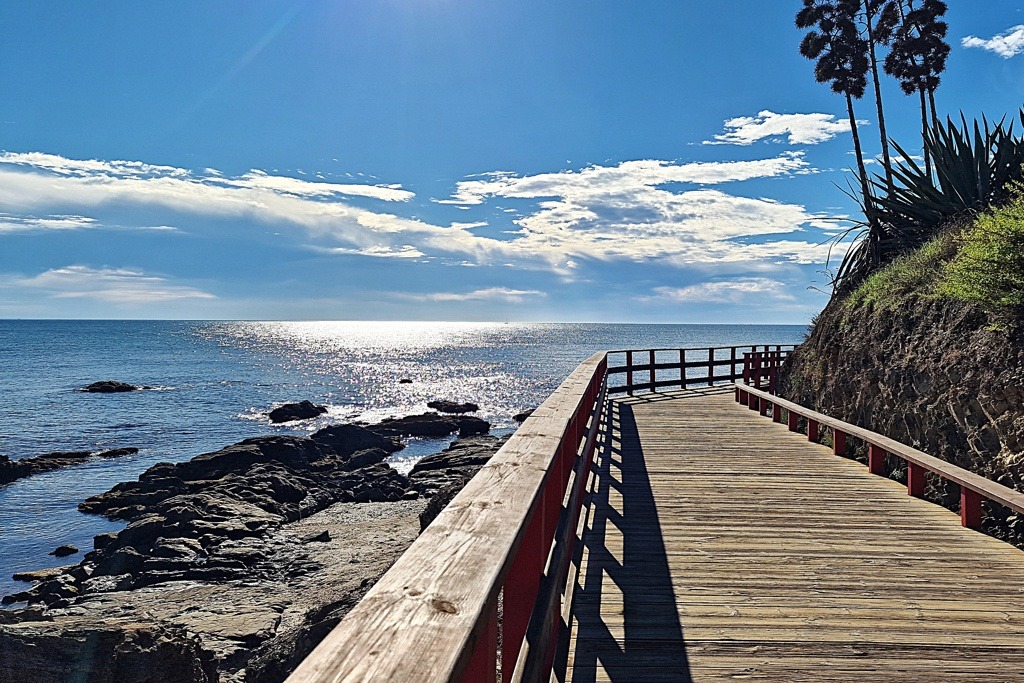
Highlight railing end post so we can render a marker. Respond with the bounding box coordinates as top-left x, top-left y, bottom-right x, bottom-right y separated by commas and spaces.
961, 487, 983, 530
